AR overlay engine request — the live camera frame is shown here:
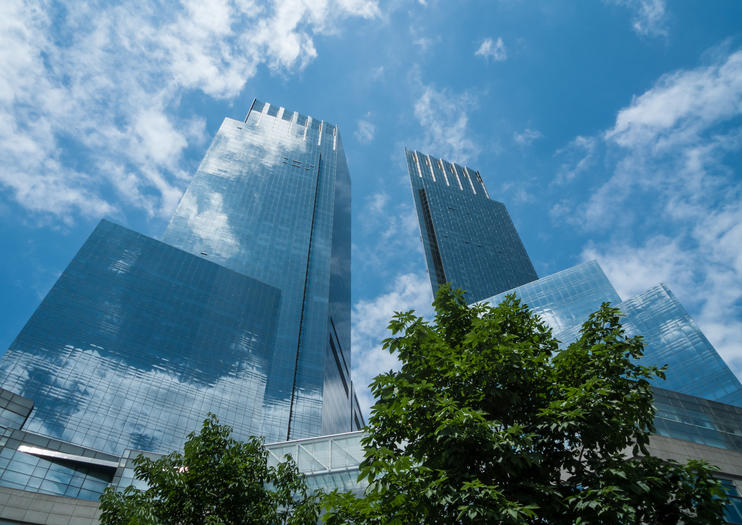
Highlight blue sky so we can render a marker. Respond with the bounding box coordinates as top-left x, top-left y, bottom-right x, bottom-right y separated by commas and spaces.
1, 0, 741, 417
